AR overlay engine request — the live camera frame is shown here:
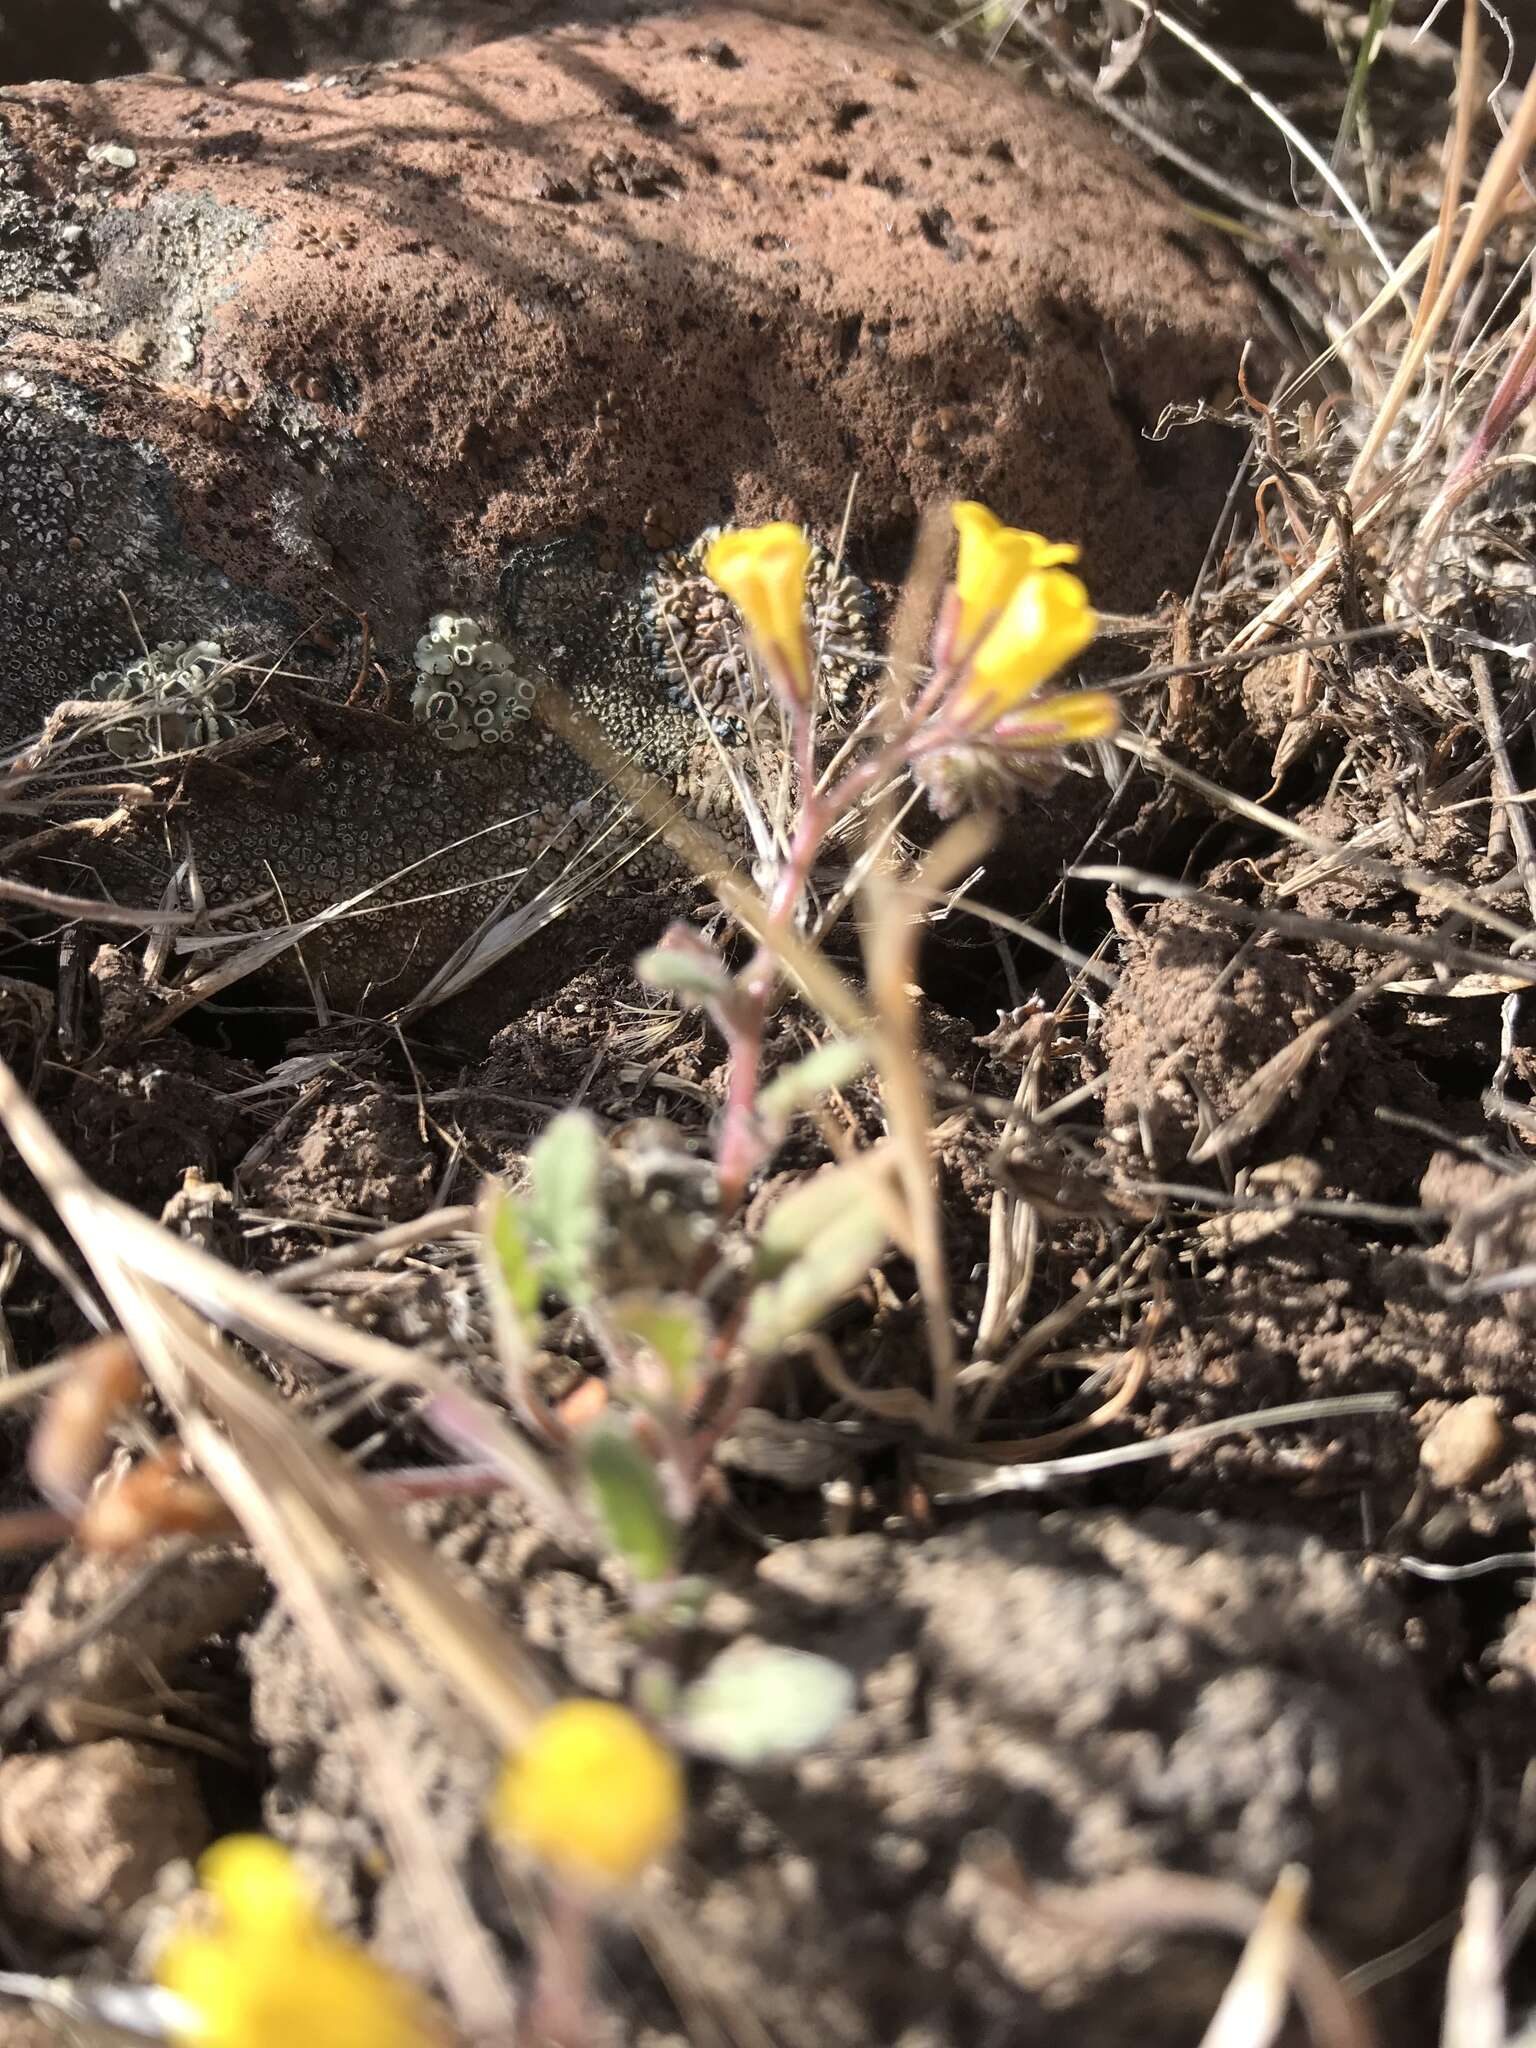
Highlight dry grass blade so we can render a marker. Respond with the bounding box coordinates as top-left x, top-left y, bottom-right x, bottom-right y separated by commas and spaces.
138, 805, 555, 1040
271, 1205, 478, 1289
917, 1392, 1399, 1501
0, 875, 201, 928
861, 815, 992, 1435
1441, 1860, 1506, 2048
1118, 0, 1398, 287
396, 801, 655, 1019
1200, 1865, 1311, 2048
1075, 863, 1536, 989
